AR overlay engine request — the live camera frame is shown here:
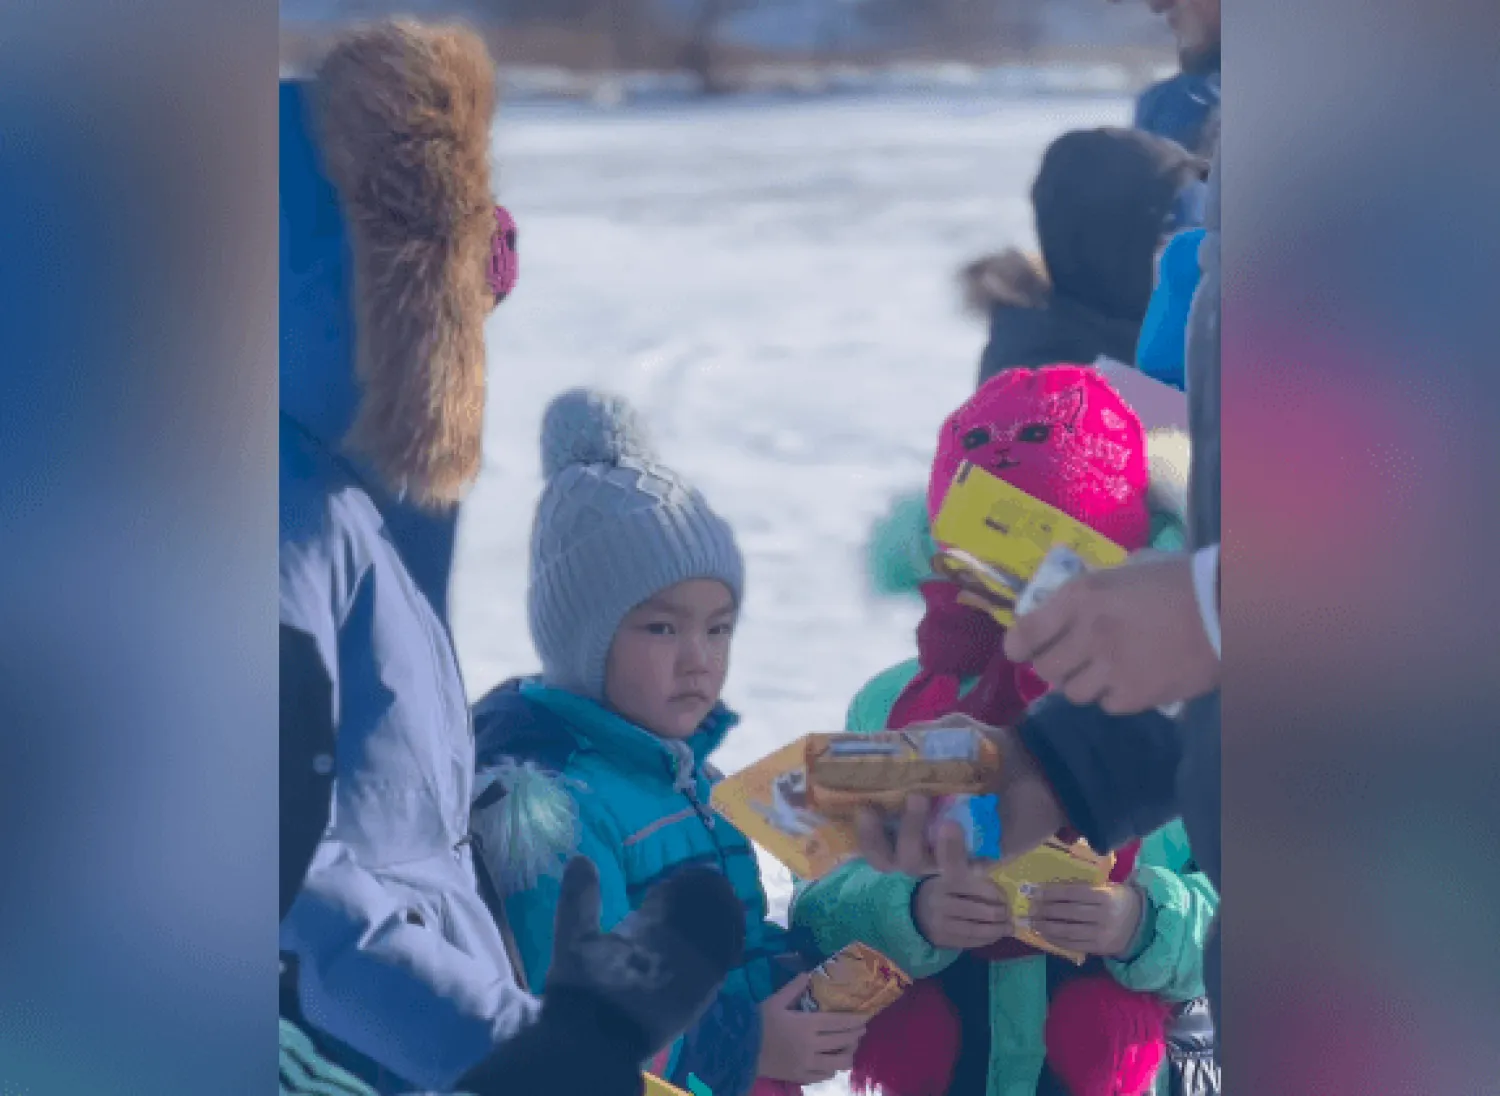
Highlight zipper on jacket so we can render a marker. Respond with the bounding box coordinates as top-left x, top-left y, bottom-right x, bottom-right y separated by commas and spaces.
682, 780, 716, 832
665, 743, 734, 876
665, 741, 710, 825
684, 781, 734, 878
